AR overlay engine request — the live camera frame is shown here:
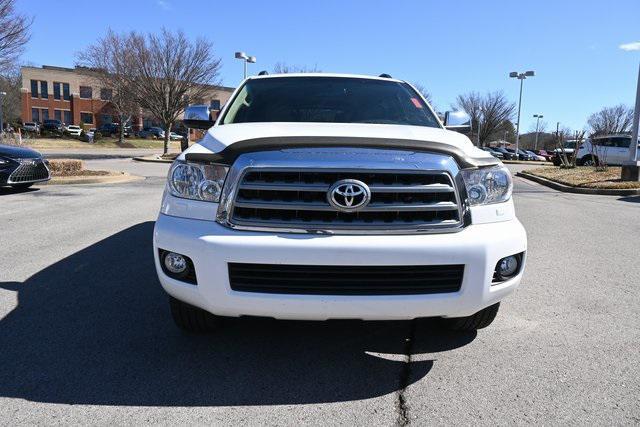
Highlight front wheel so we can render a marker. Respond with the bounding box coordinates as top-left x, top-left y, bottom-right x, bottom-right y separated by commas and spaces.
581, 156, 597, 167
443, 303, 500, 331
169, 296, 220, 333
